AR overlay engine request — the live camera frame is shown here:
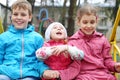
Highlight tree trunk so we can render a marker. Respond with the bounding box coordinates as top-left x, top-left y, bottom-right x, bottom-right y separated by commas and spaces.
67, 0, 77, 36
60, 0, 67, 26
3, 0, 8, 31
112, 0, 120, 25
27, 0, 35, 13
27, 0, 35, 24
